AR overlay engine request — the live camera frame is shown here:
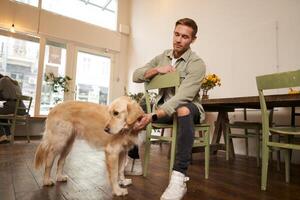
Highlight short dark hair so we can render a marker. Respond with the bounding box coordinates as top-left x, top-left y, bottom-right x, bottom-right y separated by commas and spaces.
175, 18, 198, 38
